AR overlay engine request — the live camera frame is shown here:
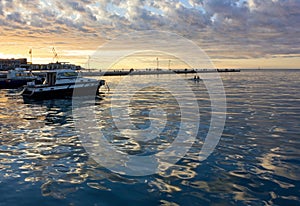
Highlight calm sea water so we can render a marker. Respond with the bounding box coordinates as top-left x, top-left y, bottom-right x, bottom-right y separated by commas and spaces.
0, 71, 299, 206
